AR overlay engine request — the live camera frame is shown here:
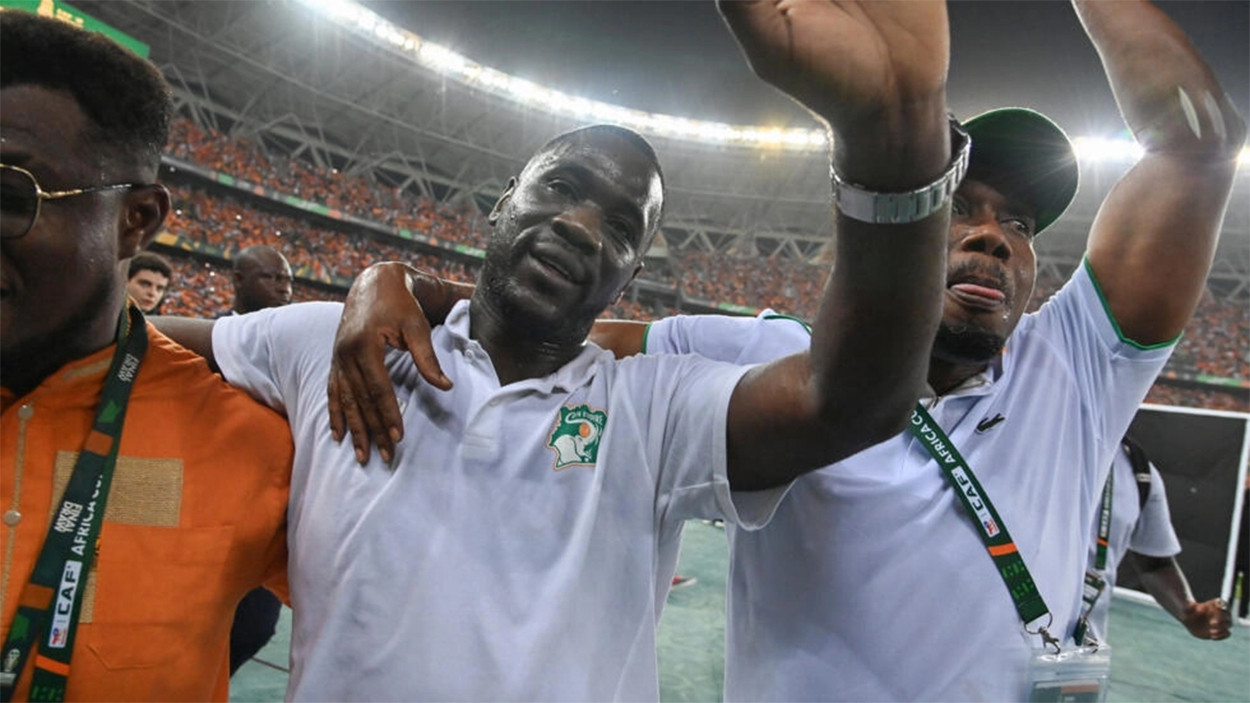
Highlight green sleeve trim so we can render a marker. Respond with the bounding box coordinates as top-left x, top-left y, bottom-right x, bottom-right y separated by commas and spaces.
762, 313, 813, 335
641, 322, 653, 355
1082, 257, 1180, 351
